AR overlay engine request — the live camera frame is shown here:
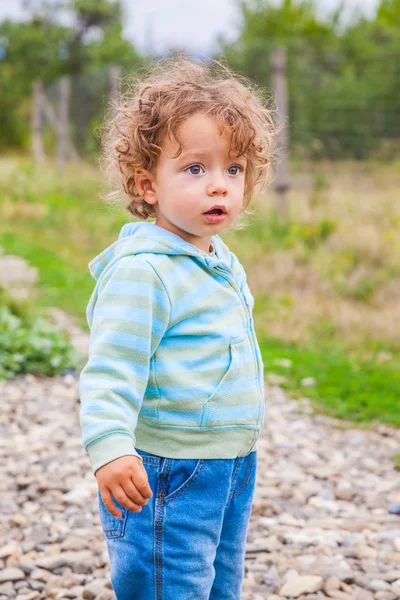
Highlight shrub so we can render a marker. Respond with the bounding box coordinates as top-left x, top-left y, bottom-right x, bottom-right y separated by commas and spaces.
0, 304, 78, 380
